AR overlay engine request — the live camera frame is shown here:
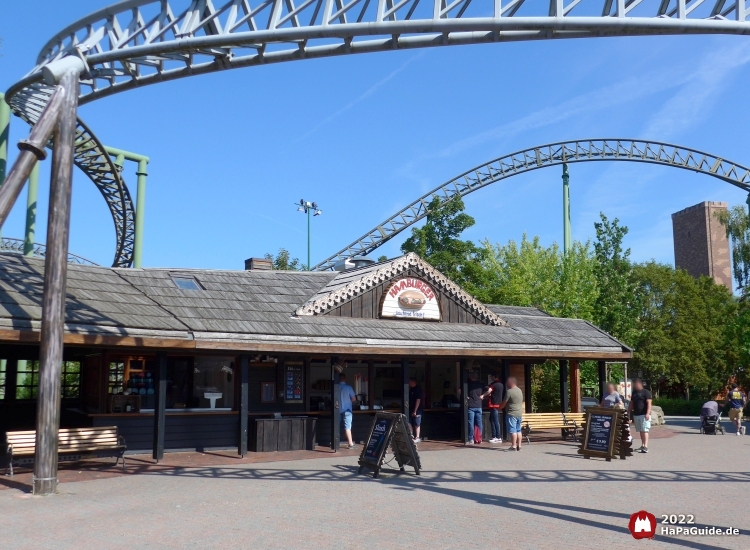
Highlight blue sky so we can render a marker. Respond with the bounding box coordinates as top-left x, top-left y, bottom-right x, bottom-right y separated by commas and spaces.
2, 2, 750, 270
